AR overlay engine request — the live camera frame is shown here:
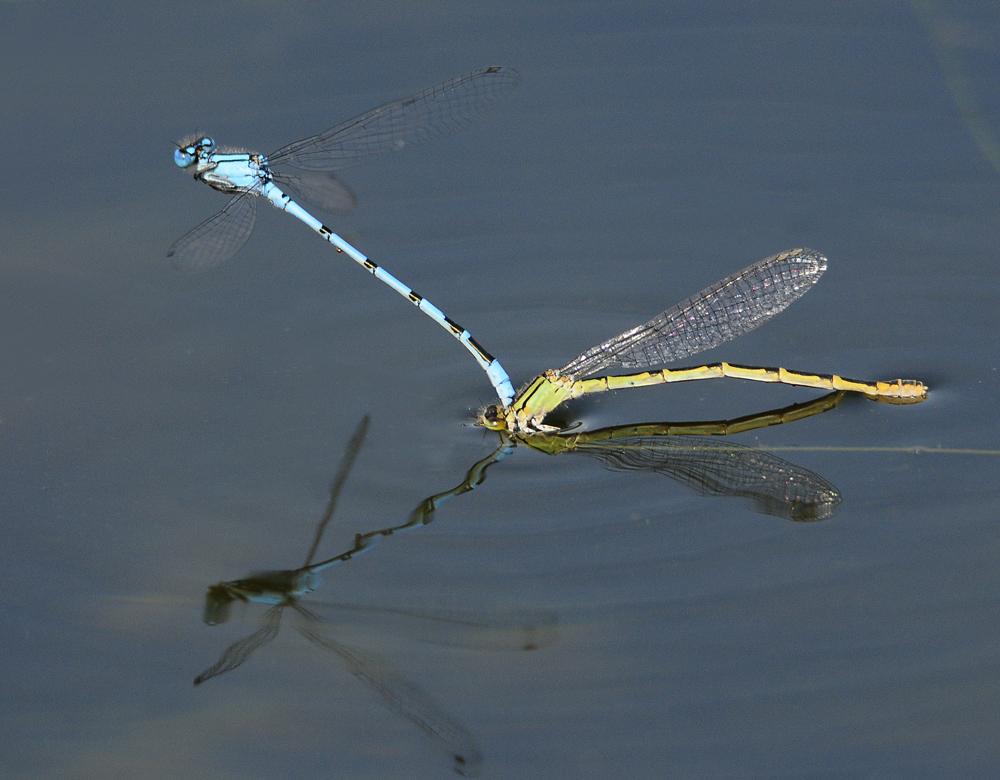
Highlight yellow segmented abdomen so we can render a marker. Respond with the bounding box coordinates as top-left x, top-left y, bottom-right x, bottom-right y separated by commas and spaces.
568, 363, 927, 403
